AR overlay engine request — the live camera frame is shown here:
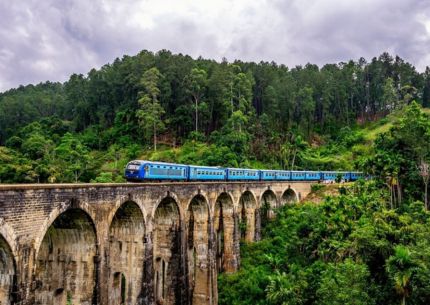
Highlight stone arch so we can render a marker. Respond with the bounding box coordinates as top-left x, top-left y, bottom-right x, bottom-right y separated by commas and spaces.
34, 208, 97, 305
153, 196, 181, 305
260, 189, 278, 227
0, 234, 16, 305
281, 188, 298, 205
151, 192, 183, 222
186, 194, 210, 305
34, 200, 98, 258
107, 197, 147, 232
0, 221, 17, 259
108, 201, 145, 305
238, 191, 258, 242
214, 192, 236, 273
